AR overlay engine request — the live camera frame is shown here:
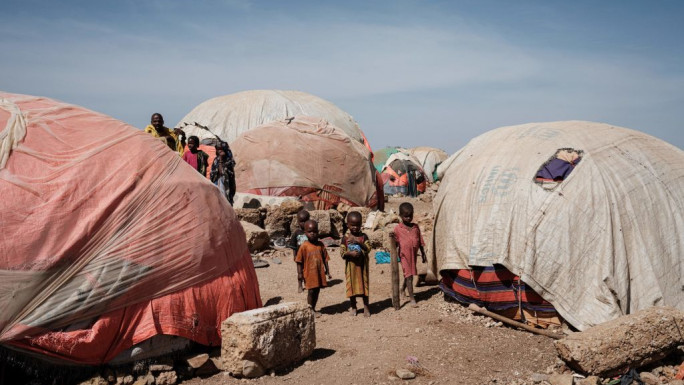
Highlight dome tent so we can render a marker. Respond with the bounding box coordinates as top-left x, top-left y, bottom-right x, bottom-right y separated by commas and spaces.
430, 121, 683, 331
177, 90, 366, 145
381, 152, 427, 197
0, 92, 261, 364
406, 146, 448, 182
232, 116, 378, 209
